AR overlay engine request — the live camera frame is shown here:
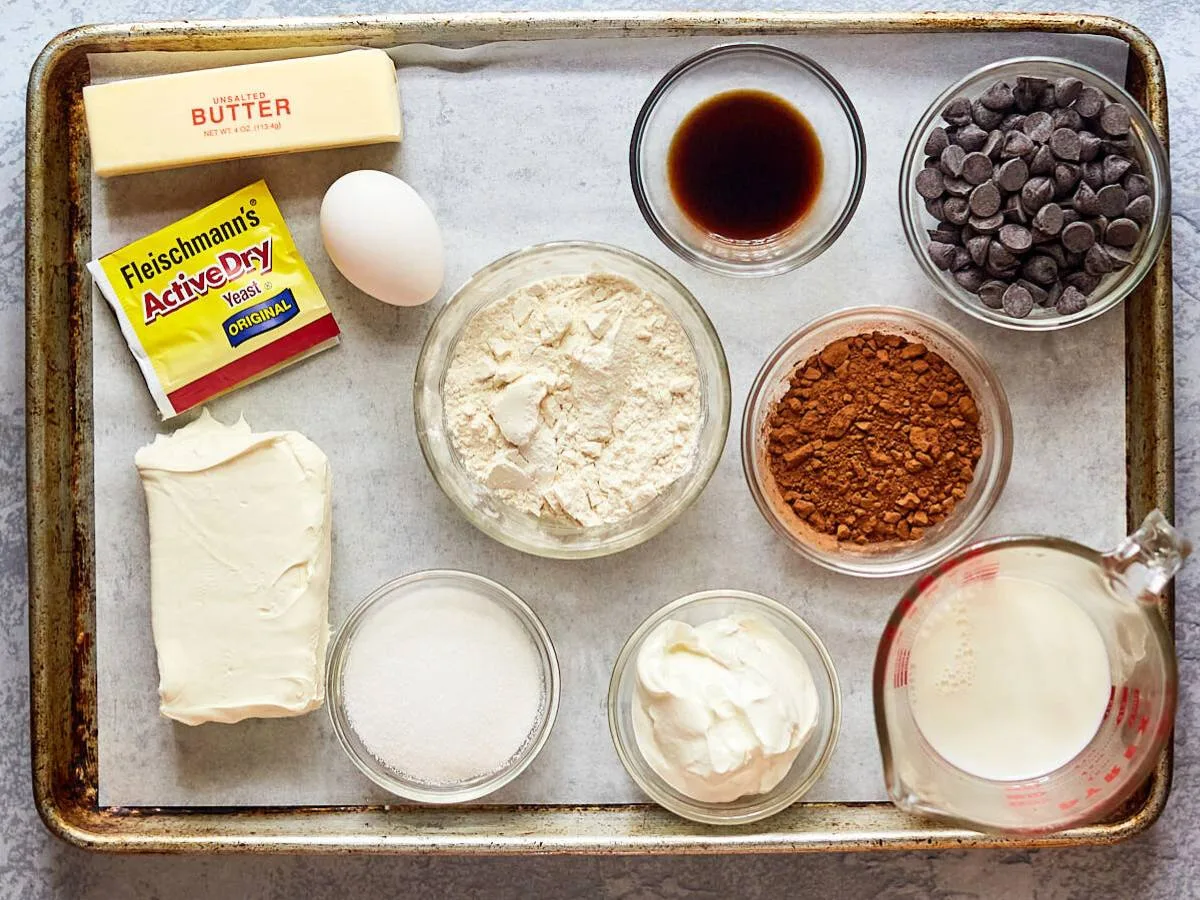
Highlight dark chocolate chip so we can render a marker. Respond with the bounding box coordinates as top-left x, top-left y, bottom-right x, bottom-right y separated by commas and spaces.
940, 144, 966, 177
969, 180, 1002, 217
1056, 285, 1088, 315
955, 123, 990, 152
1062, 220, 1097, 252
1022, 110, 1054, 142
1073, 181, 1101, 215
982, 129, 1005, 160
1085, 243, 1114, 274
996, 157, 1029, 192
1066, 271, 1101, 294
954, 266, 987, 292
1001, 283, 1034, 317
1029, 144, 1056, 176
1002, 129, 1035, 158
981, 80, 1015, 111
1105, 244, 1134, 268
1103, 155, 1134, 184
1124, 194, 1152, 222
1021, 176, 1054, 213
1124, 173, 1151, 199
1054, 163, 1082, 198
1000, 113, 1026, 131
1033, 202, 1065, 235
1017, 278, 1049, 306
928, 224, 960, 243
1022, 254, 1059, 285
1097, 184, 1129, 217
927, 242, 957, 270
1078, 130, 1102, 162
1051, 107, 1083, 132
968, 212, 1005, 233
916, 167, 946, 199
1099, 102, 1132, 136
1082, 161, 1105, 190
944, 197, 970, 224
1039, 85, 1057, 109
1055, 76, 1083, 107
998, 223, 1033, 252
1044, 281, 1063, 308
979, 280, 1007, 309
962, 152, 994, 185
1075, 85, 1106, 119
1003, 193, 1029, 225
967, 235, 990, 267
988, 240, 1018, 270
944, 176, 973, 197
1062, 207, 1081, 226
1105, 217, 1140, 247
971, 101, 1005, 131
925, 197, 947, 221
942, 96, 973, 126
924, 126, 950, 157
1049, 127, 1081, 161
